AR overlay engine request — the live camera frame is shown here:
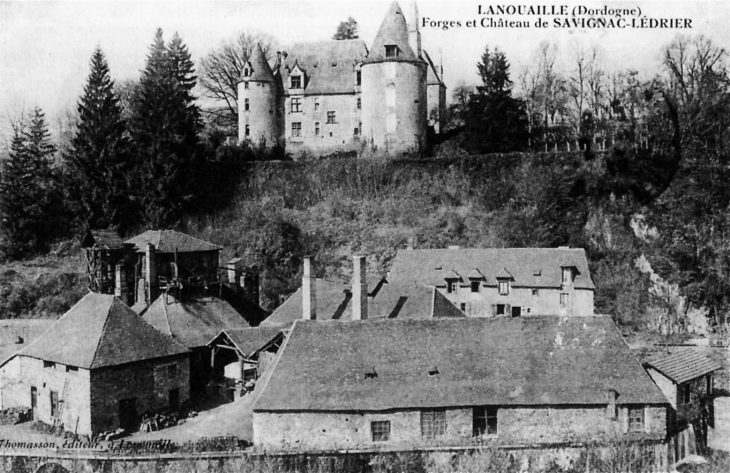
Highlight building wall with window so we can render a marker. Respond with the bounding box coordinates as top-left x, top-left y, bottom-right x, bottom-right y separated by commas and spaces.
0, 355, 93, 435
283, 93, 362, 155
253, 404, 666, 451
89, 355, 189, 435
440, 284, 594, 317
